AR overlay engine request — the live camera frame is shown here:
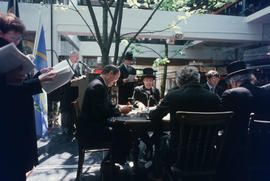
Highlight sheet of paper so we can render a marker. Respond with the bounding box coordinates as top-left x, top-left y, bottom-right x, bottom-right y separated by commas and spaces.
0, 43, 35, 74
128, 74, 135, 82
39, 60, 74, 93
